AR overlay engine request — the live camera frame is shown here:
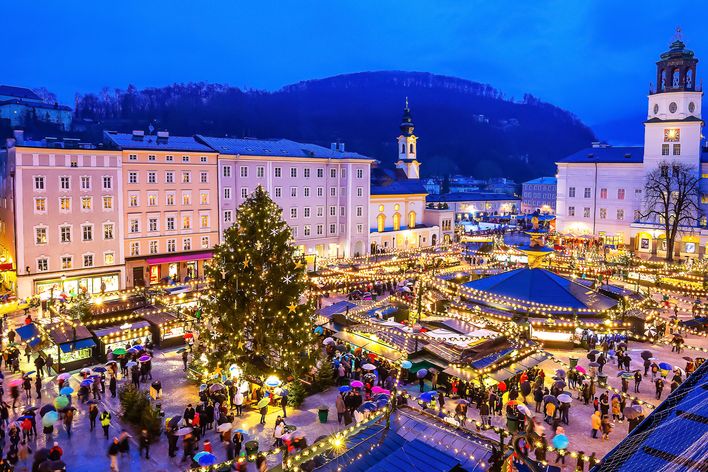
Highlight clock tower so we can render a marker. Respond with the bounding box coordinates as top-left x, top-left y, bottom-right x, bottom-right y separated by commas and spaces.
643, 30, 703, 172
395, 98, 420, 179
